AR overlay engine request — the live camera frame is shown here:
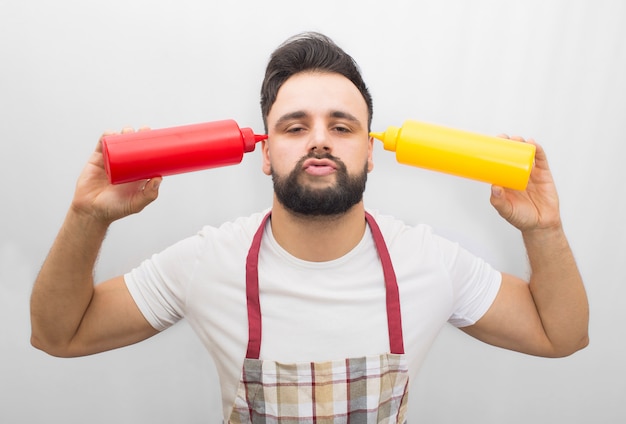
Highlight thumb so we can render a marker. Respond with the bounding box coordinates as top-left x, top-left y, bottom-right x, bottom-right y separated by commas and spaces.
490, 185, 512, 219
143, 177, 162, 201
135, 177, 162, 210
